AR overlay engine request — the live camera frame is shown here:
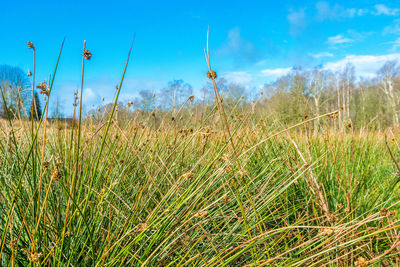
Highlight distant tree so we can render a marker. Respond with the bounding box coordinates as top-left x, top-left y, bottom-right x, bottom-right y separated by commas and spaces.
139, 89, 153, 111
0, 65, 30, 118
267, 68, 310, 124
204, 77, 229, 105
339, 63, 355, 127
29, 91, 42, 120
377, 61, 400, 126
51, 97, 65, 119
227, 83, 246, 103
160, 80, 193, 110
307, 68, 333, 131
